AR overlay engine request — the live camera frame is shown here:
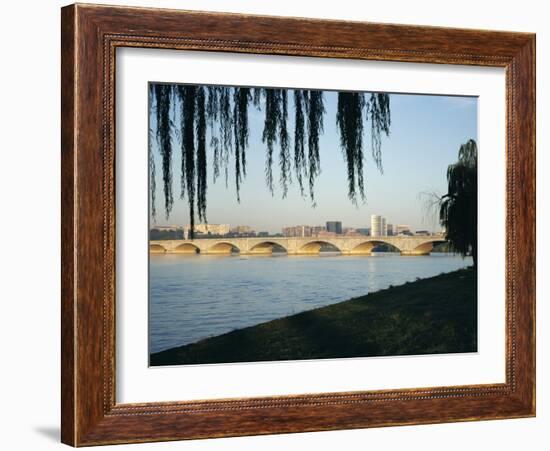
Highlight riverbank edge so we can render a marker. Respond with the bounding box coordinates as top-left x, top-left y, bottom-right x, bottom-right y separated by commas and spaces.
150, 267, 477, 366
